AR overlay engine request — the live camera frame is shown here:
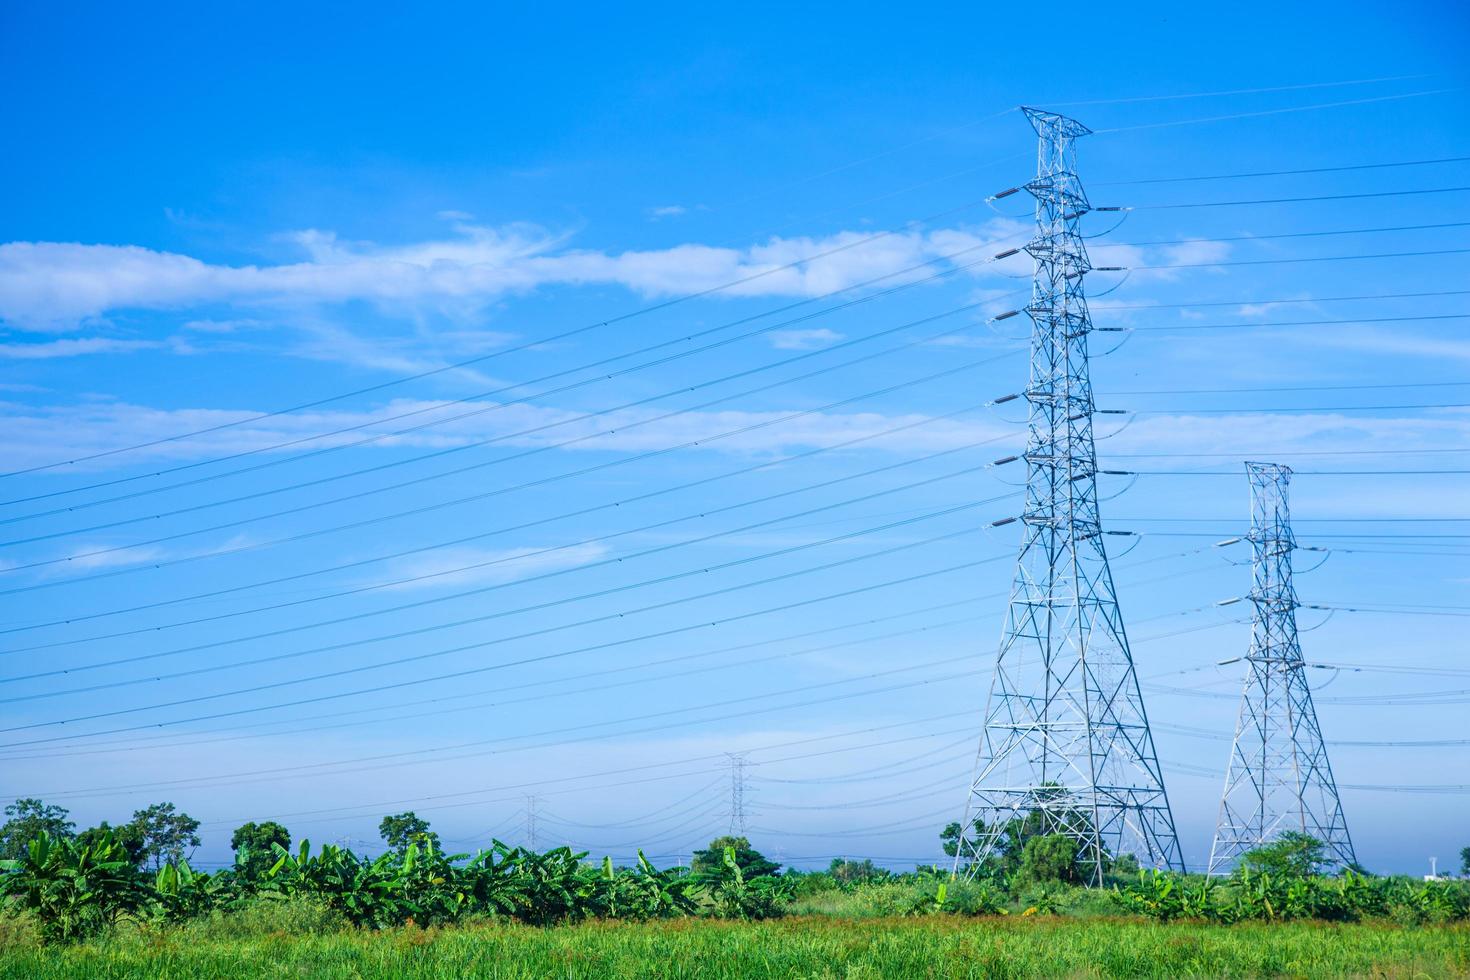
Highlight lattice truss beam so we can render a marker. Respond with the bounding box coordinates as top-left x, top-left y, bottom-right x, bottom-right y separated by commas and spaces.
1208, 462, 1356, 875
954, 108, 1182, 884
